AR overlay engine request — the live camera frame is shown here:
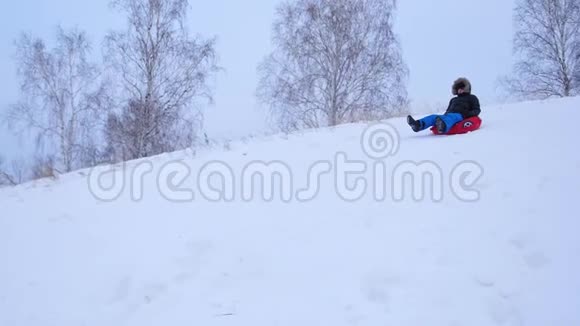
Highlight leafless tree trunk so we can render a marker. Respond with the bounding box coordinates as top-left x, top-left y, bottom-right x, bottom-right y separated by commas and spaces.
5, 26, 108, 173
504, 0, 580, 99
258, 0, 408, 131
105, 0, 219, 161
